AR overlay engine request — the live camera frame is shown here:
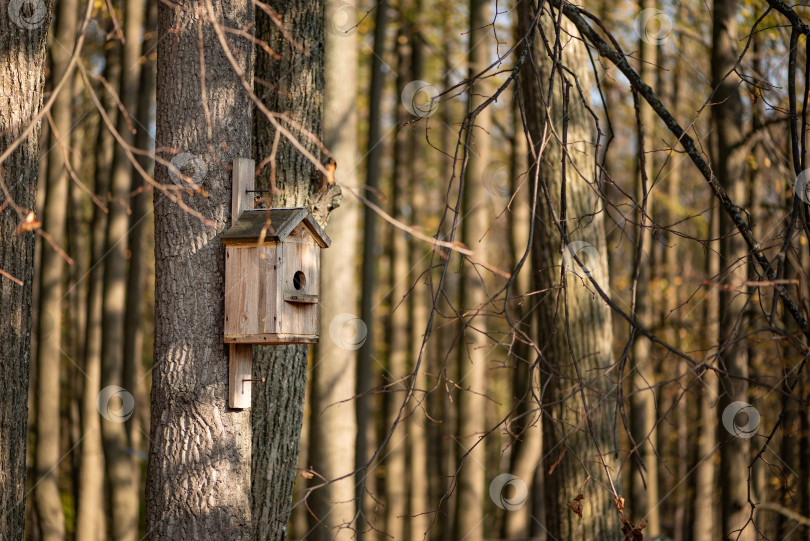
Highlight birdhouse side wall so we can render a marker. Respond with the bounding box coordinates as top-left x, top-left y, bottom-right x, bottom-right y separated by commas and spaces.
224, 244, 279, 339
